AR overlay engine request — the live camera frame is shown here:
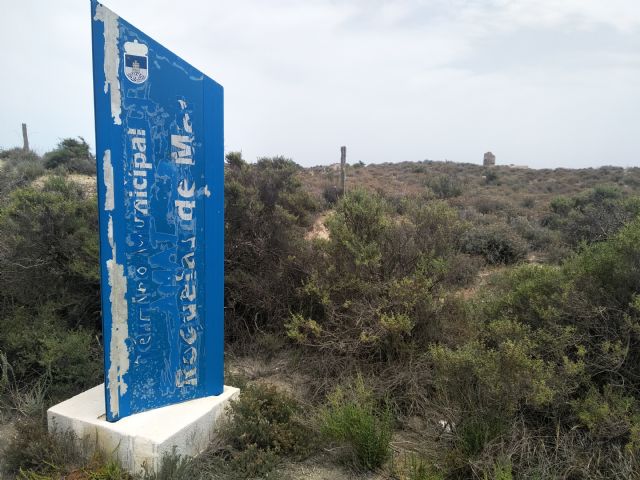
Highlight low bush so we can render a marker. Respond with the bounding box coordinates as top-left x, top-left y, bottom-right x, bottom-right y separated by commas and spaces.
392, 453, 443, 480
461, 223, 527, 264
442, 253, 483, 286
428, 219, 640, 475
224, 153, 318, 346
288, 191, 472, 366
322, 184, 342, 205
572, 386, 640, 446
482, 169, 499, 185
3, 415, 82, 477
320, 375, 392, 470
520, 196, 535, 209
201, 383, 314, 478
43, 138, 96, 175
0, 149, 45, 196
472, 196, 510, 215
222, 383, 311, 457
0, 305, 102, 403
543, 186, 640, 247
0, 354, 49, 420
509, 216, 550, 248
0, 176, 102, 400
141, 453, 194, 480
0, 176, 100, 327
426, 175, 463, 199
